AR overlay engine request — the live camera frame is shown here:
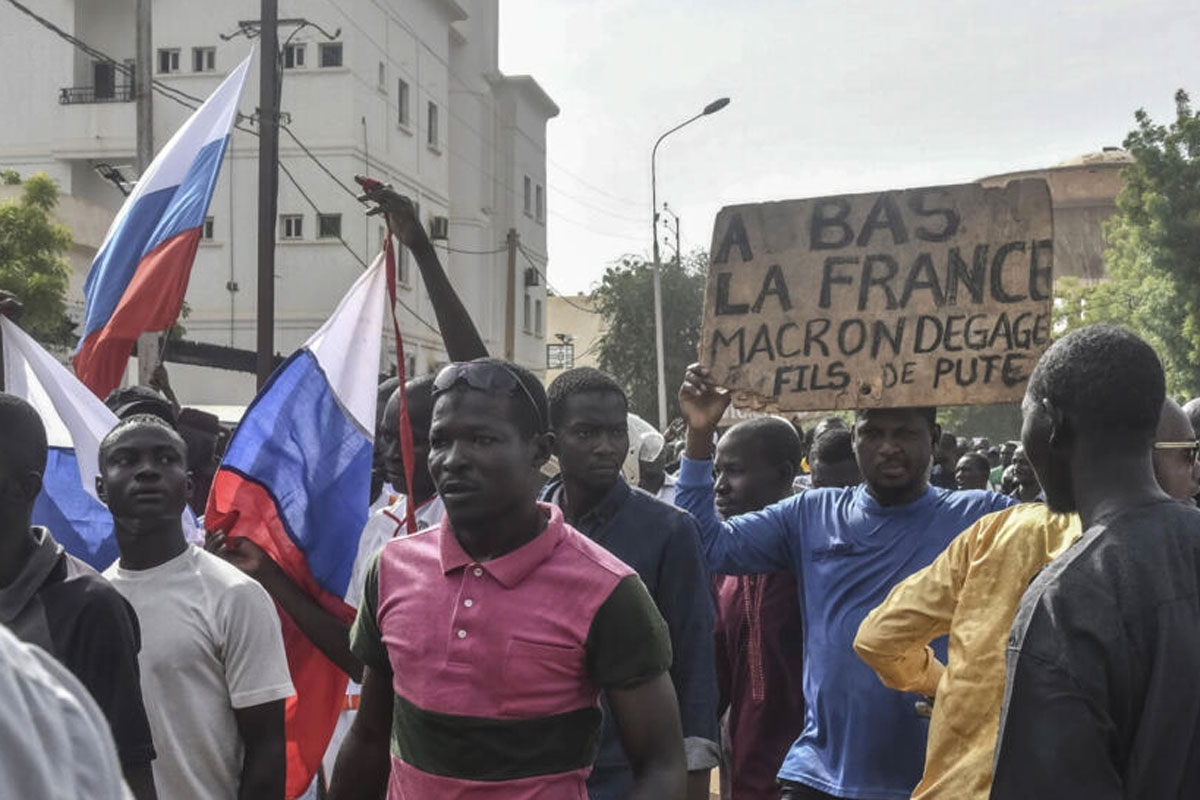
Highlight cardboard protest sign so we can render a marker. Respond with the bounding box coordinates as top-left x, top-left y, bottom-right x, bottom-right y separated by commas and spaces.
701, 179, 1054, 411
